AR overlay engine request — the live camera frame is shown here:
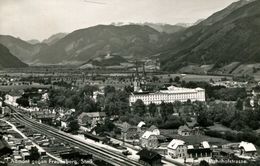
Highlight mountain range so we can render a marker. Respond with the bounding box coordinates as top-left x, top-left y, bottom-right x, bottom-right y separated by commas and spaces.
160, 0, 260, 73
133, 22, 187, 34
0, 35, 47, 64
0, 43, 28, 68
31, 25, 167, 65
42, 33, 67, 46
0, 0, 259, 74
